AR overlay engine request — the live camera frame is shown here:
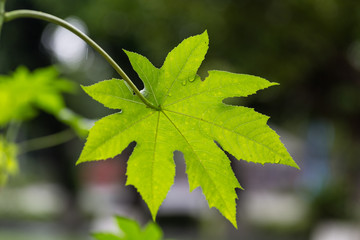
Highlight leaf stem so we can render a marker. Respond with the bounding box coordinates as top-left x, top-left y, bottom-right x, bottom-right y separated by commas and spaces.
6, 121, 21, 144
4, 9, 159, 110
17, 128, 75, 154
